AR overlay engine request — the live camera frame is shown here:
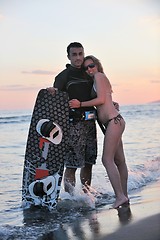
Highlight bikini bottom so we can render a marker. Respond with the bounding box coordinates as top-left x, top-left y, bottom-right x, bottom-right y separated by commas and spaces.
103, 114, 123, 129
